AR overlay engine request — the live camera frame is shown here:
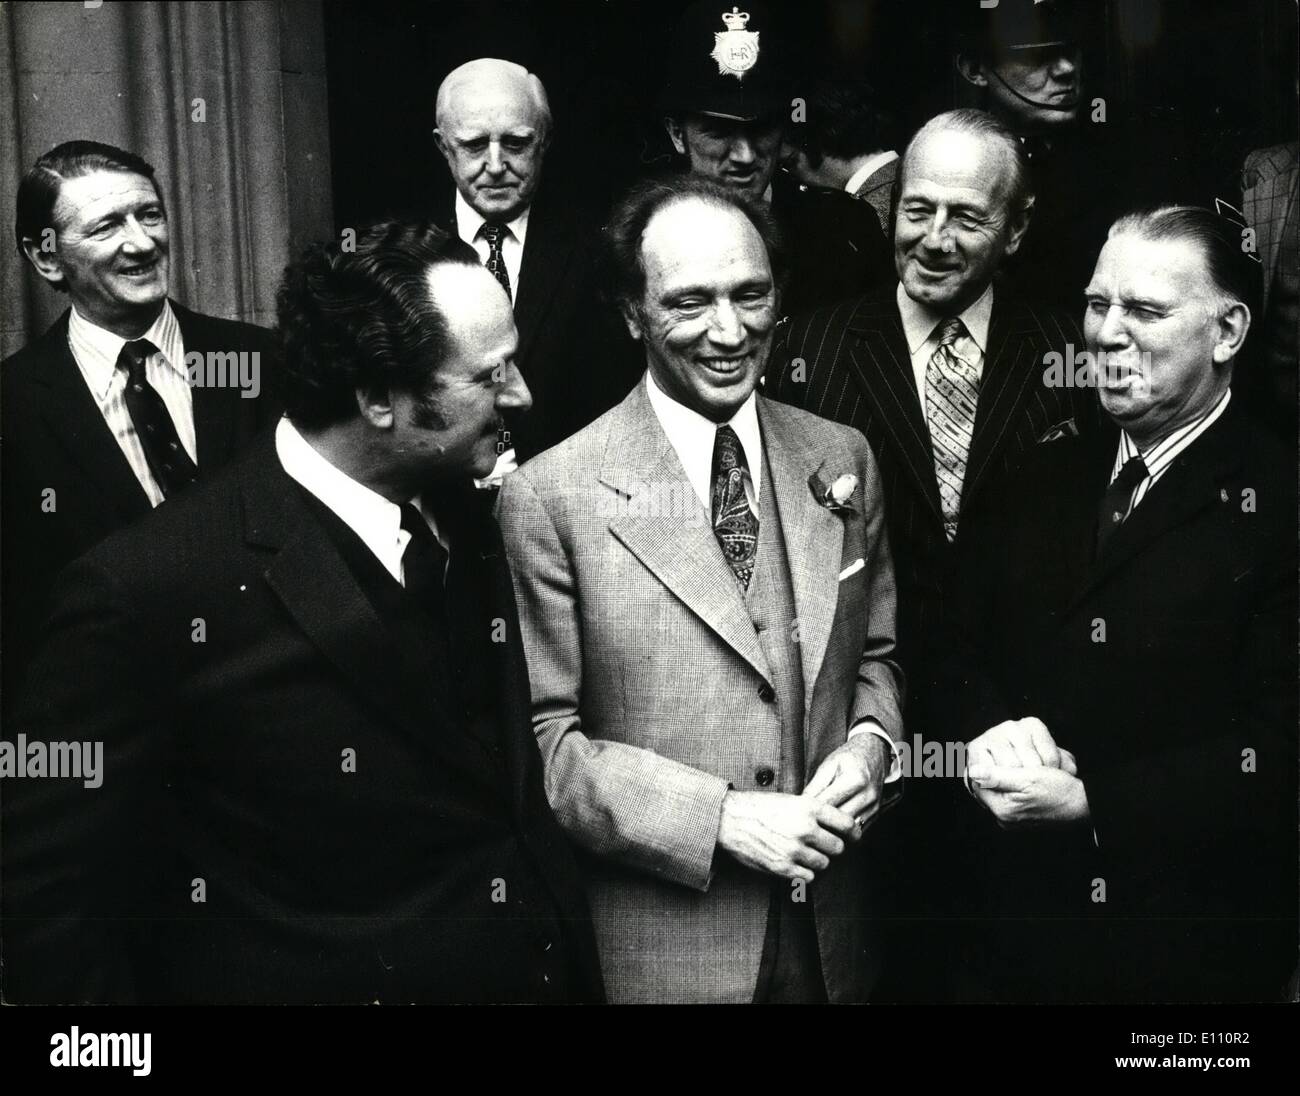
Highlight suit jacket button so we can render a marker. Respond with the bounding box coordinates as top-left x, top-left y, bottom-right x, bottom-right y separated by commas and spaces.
757, 683, 776, 703
755, 767, 775, 786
